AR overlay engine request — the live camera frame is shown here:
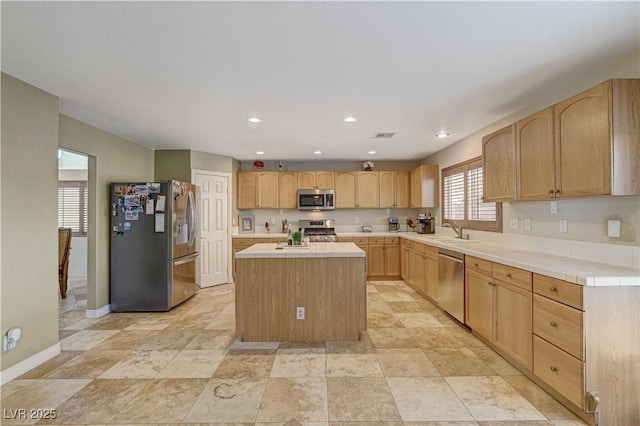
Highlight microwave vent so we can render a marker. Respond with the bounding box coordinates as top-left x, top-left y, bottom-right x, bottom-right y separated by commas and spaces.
372, 132, 396, 139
